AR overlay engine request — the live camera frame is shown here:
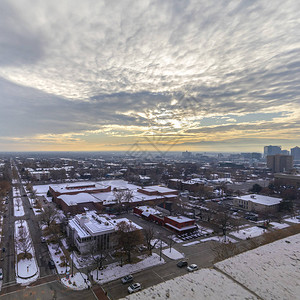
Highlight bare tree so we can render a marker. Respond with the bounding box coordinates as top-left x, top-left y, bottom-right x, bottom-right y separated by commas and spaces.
113, 190, 125, 213
143, 226, 158, 256
214, 212, 233, 241
211, 242, 239, 262
15, 198, 21, 211
38, 205, 58, 228
16, 226, 32, 258
89, 240, 109, 280
117, 221, 143, 263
